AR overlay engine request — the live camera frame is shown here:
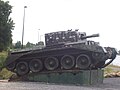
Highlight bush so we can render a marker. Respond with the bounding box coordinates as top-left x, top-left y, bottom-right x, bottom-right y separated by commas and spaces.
0, 51, 13, 79
0, 68, 13, 79
0, 51, 7, 68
